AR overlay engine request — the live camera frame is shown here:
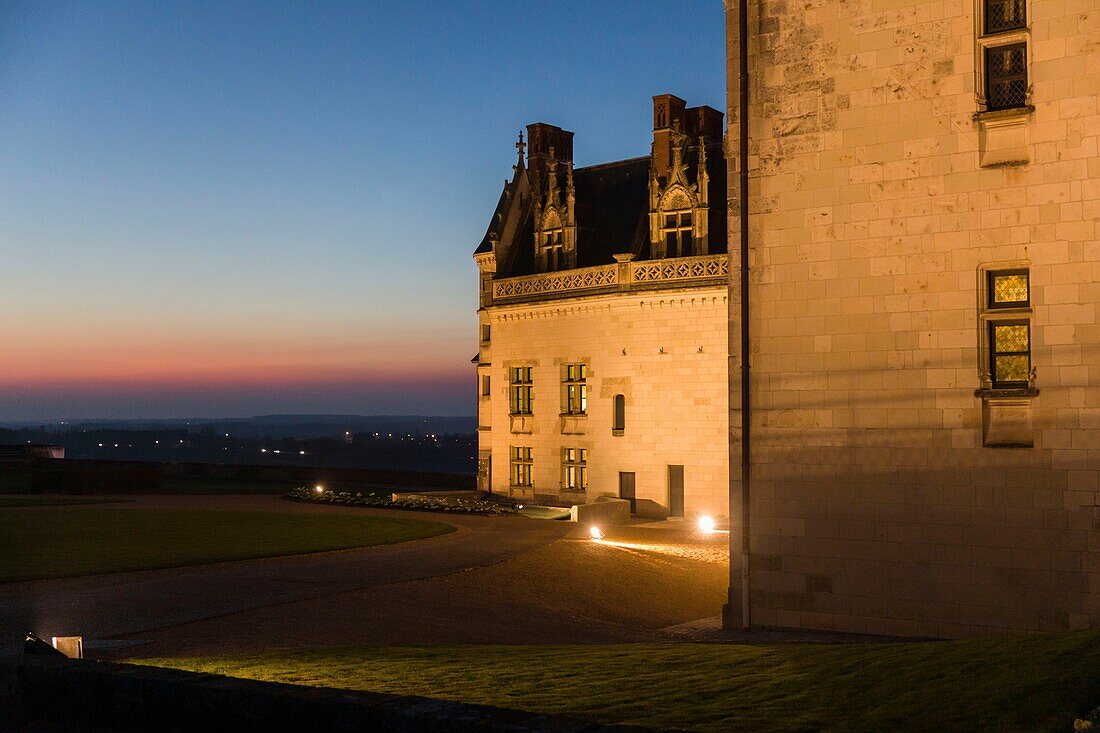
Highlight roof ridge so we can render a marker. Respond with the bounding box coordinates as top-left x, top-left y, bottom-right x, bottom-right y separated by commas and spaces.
573, 155, 650, 173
